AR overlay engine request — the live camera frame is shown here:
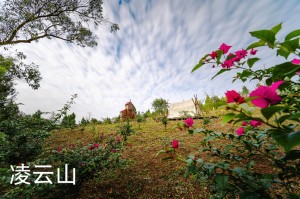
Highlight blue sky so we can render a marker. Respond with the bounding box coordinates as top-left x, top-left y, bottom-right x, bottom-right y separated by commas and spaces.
10, 0, 300, 120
